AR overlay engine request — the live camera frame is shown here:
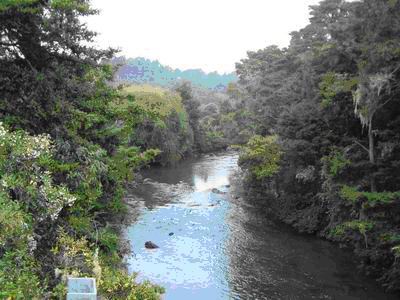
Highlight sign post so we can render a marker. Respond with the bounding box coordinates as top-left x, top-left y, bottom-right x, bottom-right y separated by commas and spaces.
66, 277, 97, 300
